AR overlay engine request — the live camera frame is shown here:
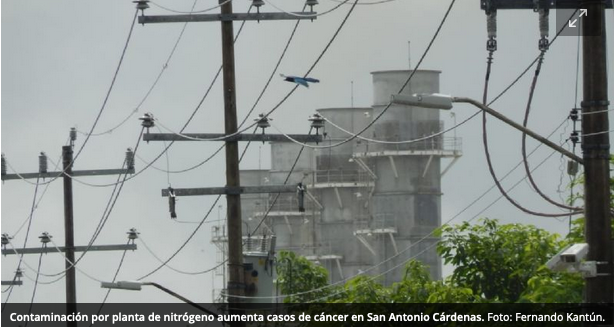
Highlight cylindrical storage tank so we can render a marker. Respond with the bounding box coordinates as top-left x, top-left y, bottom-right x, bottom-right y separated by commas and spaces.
314, 108, 375, 281
369, 70, 443, 282
240, 170, 270, 237
267, 142, 316, 257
